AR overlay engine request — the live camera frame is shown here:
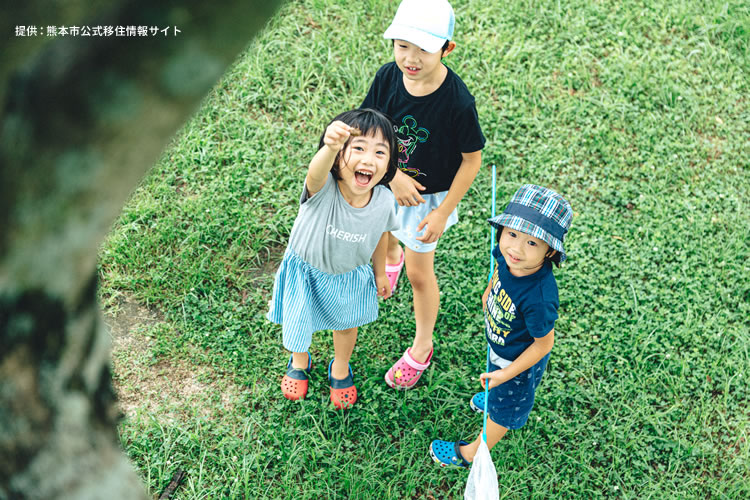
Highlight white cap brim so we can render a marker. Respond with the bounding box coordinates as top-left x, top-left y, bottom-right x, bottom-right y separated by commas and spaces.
383, 25, 447, 53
